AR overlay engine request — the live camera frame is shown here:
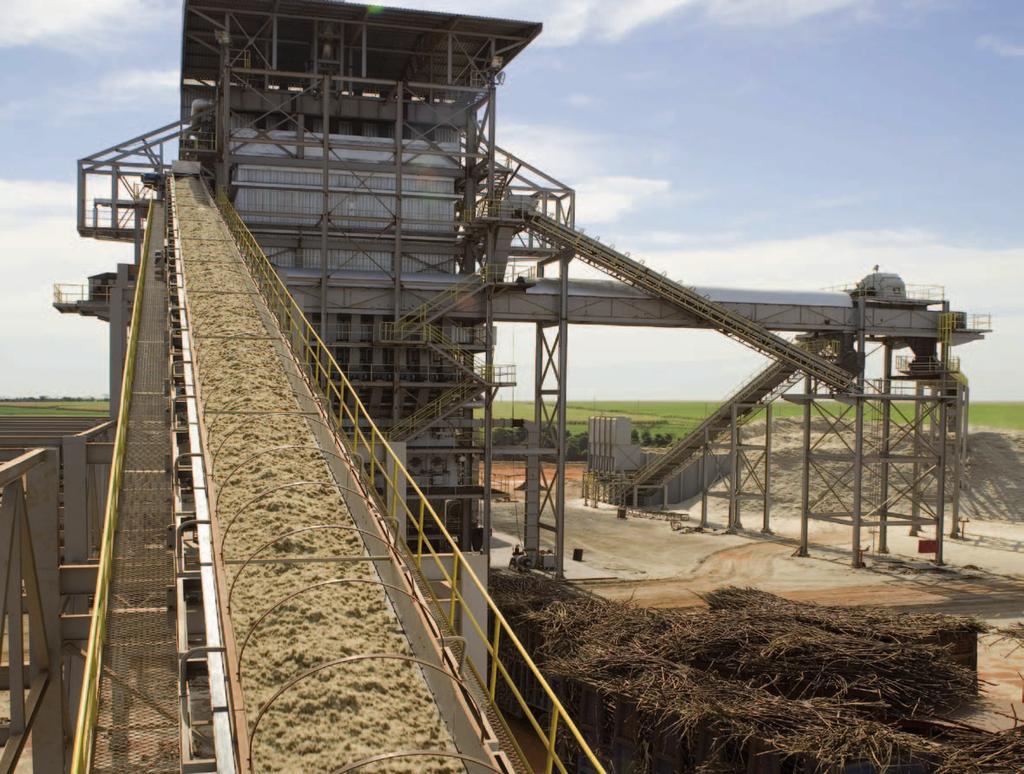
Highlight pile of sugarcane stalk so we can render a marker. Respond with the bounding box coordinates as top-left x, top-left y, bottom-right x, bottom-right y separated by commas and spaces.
491, 574, 1022, 773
